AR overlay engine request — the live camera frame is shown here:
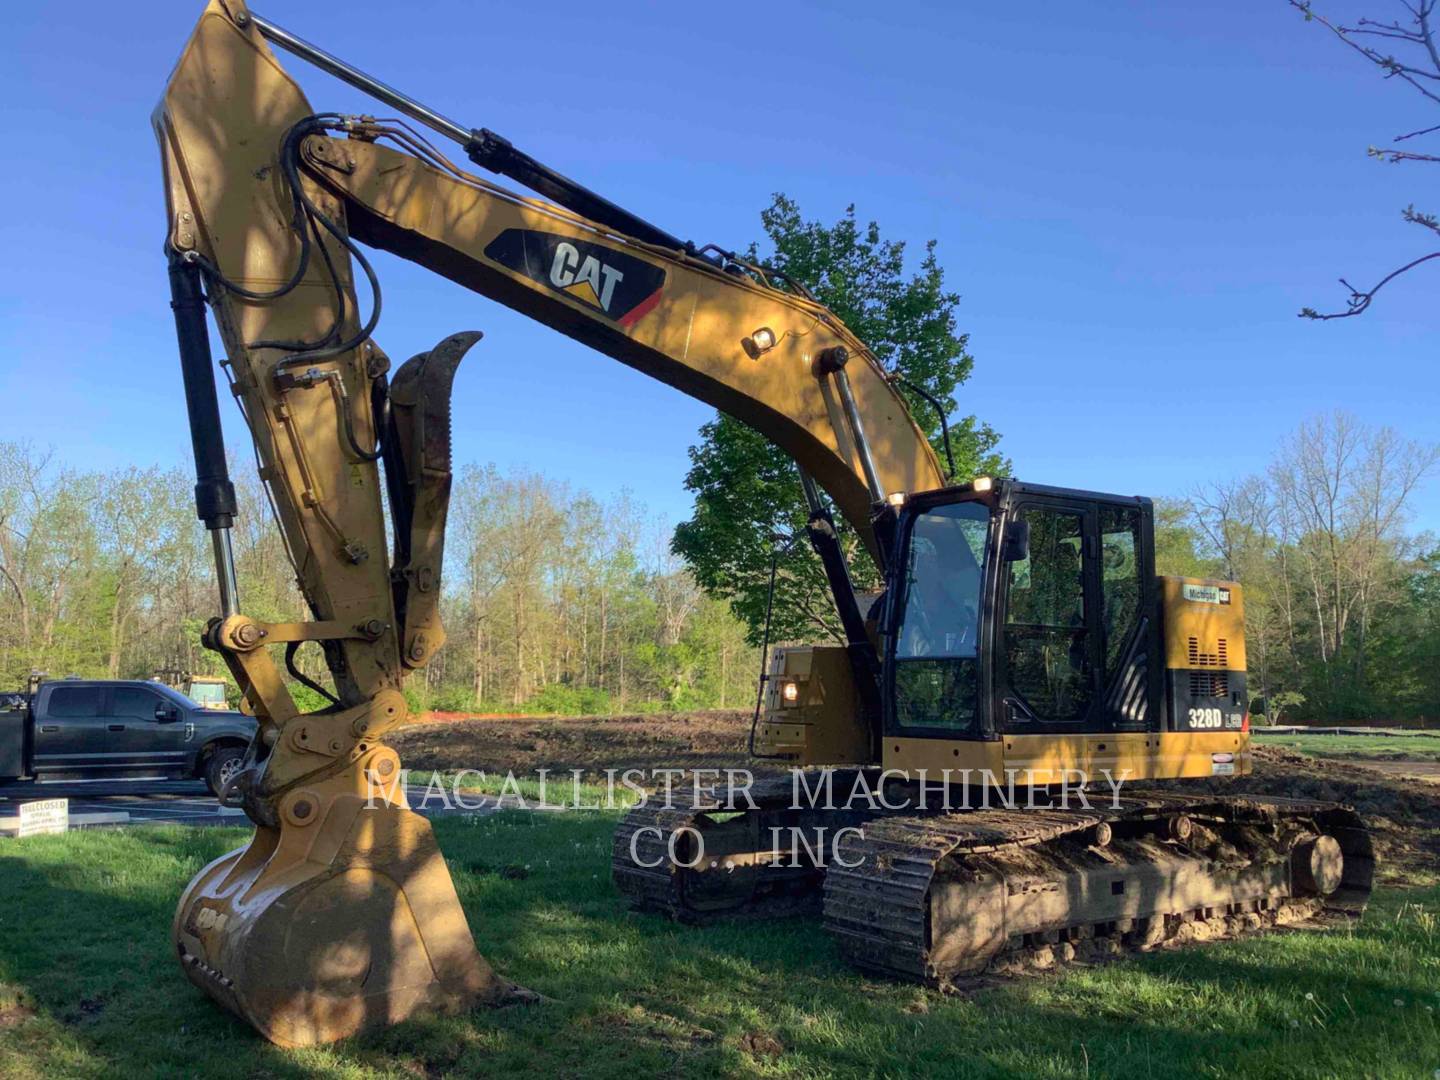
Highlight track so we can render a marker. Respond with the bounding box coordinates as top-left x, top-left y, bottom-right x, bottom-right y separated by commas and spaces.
612, 771, 870, 921
613, 777, 1374, 985
824, 792, 1373, 984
